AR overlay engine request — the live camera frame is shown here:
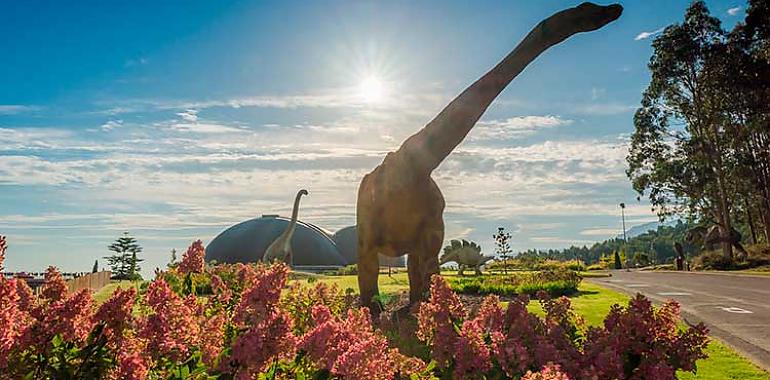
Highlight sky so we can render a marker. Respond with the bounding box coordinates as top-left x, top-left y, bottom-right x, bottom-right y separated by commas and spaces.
0, 0, 748, 276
